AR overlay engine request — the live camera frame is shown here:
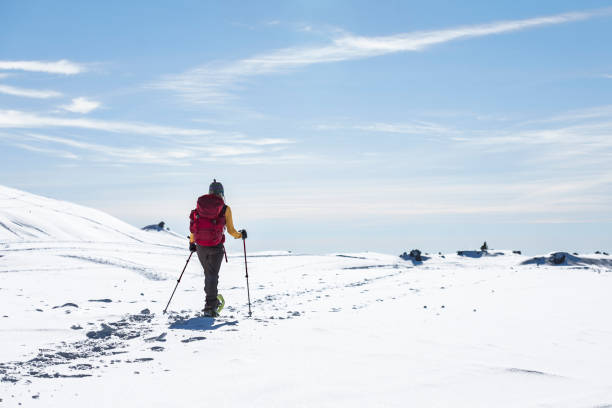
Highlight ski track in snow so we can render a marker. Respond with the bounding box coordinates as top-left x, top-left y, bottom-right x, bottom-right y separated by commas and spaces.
0, 248, 434, 386
59, 255, 166, 281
